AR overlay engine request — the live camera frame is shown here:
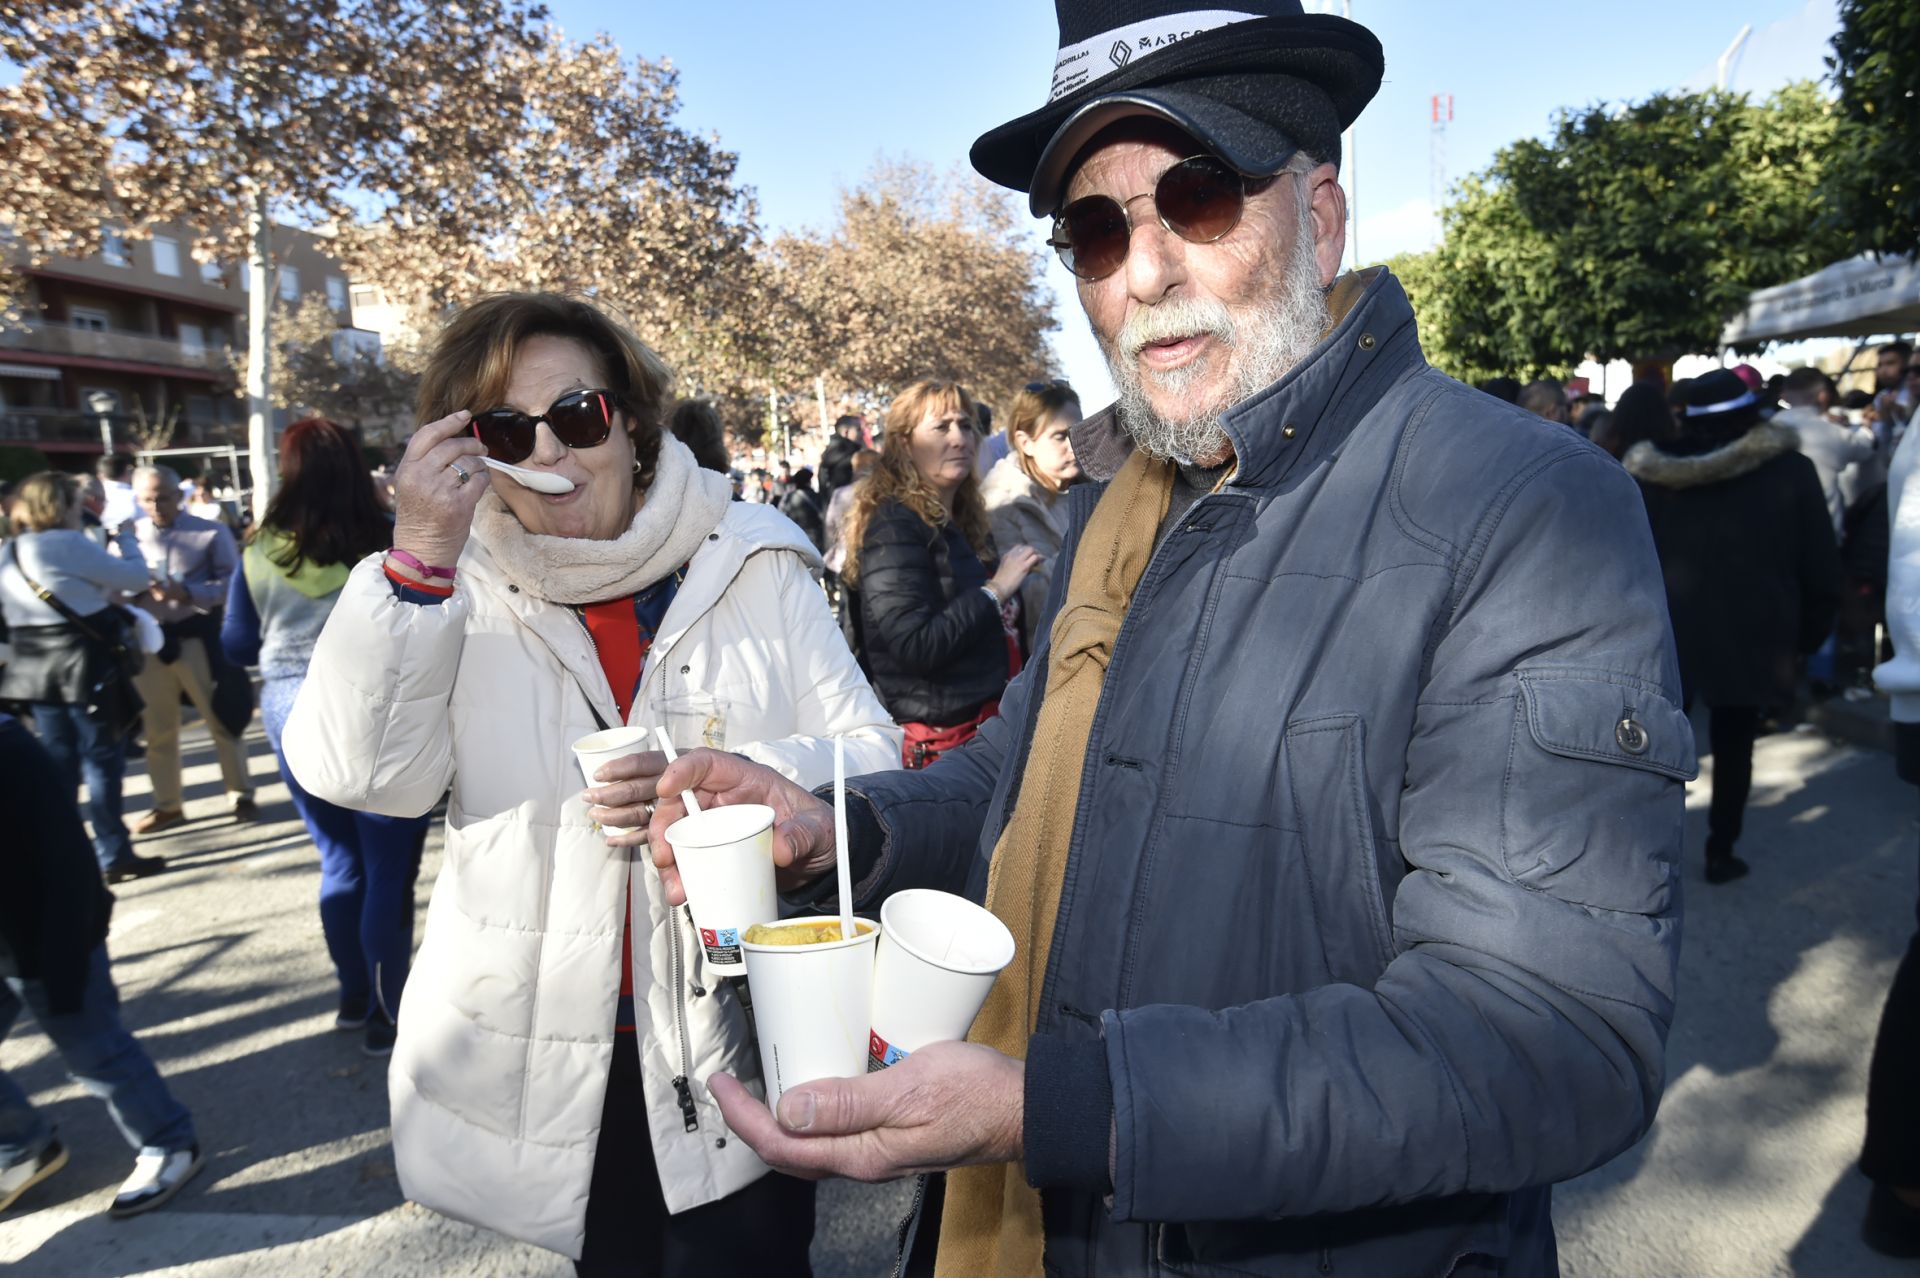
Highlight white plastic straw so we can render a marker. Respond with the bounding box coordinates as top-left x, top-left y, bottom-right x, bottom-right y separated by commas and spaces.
653, 725, 702, 816
834, 736, 856, 942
